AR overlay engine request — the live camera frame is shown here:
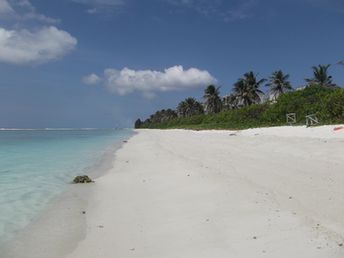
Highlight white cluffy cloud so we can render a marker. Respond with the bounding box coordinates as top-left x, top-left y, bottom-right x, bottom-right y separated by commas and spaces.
0, 26, 77, 64
0, 0, 77, 64
84, 65, 217, 97
83, 73, 102, 84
